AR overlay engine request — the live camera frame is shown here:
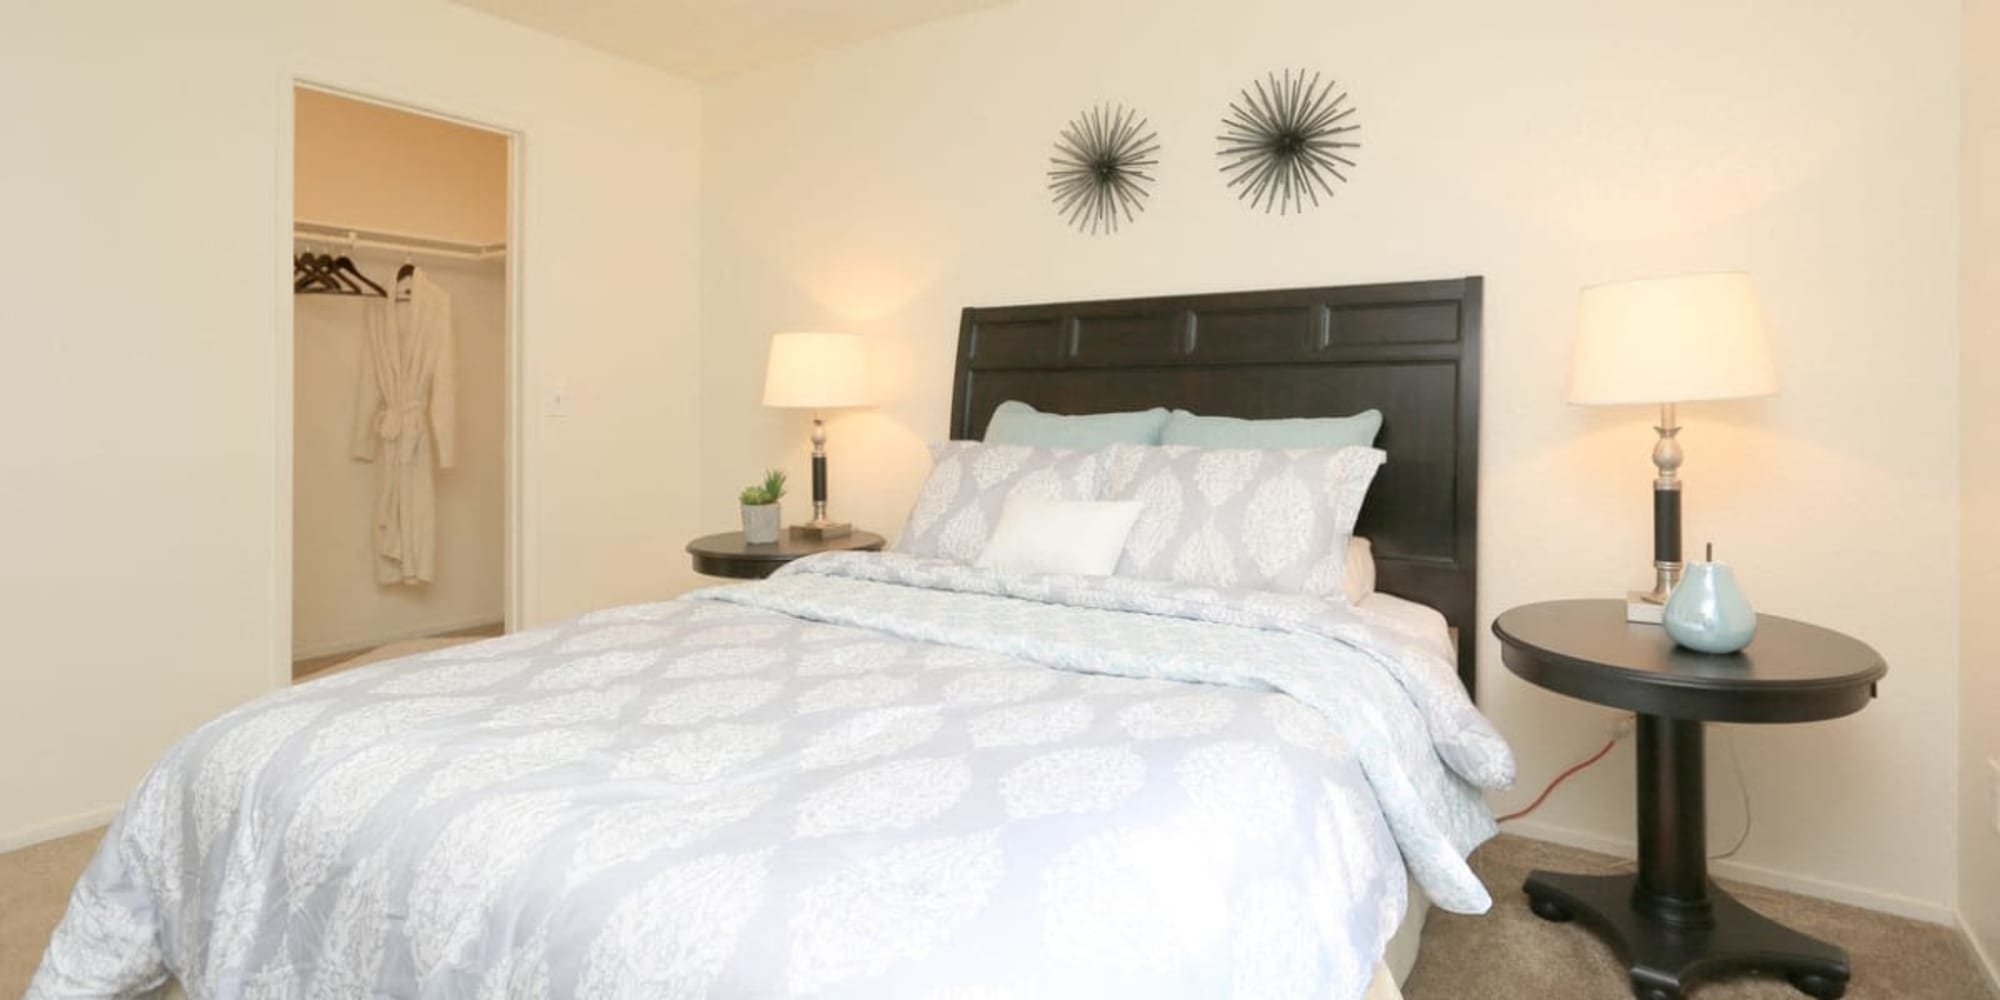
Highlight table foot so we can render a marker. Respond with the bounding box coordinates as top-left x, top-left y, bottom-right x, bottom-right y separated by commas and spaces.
1524, 869, 1849, 999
